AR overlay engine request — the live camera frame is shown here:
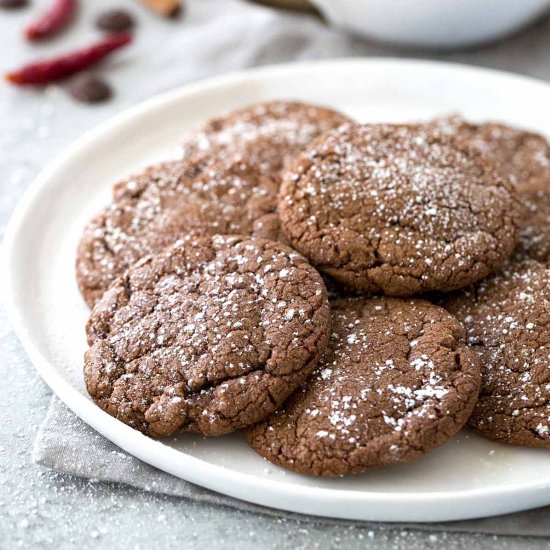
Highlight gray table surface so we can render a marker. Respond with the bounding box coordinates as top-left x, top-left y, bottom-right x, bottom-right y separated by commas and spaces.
2, 1, 550, 548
